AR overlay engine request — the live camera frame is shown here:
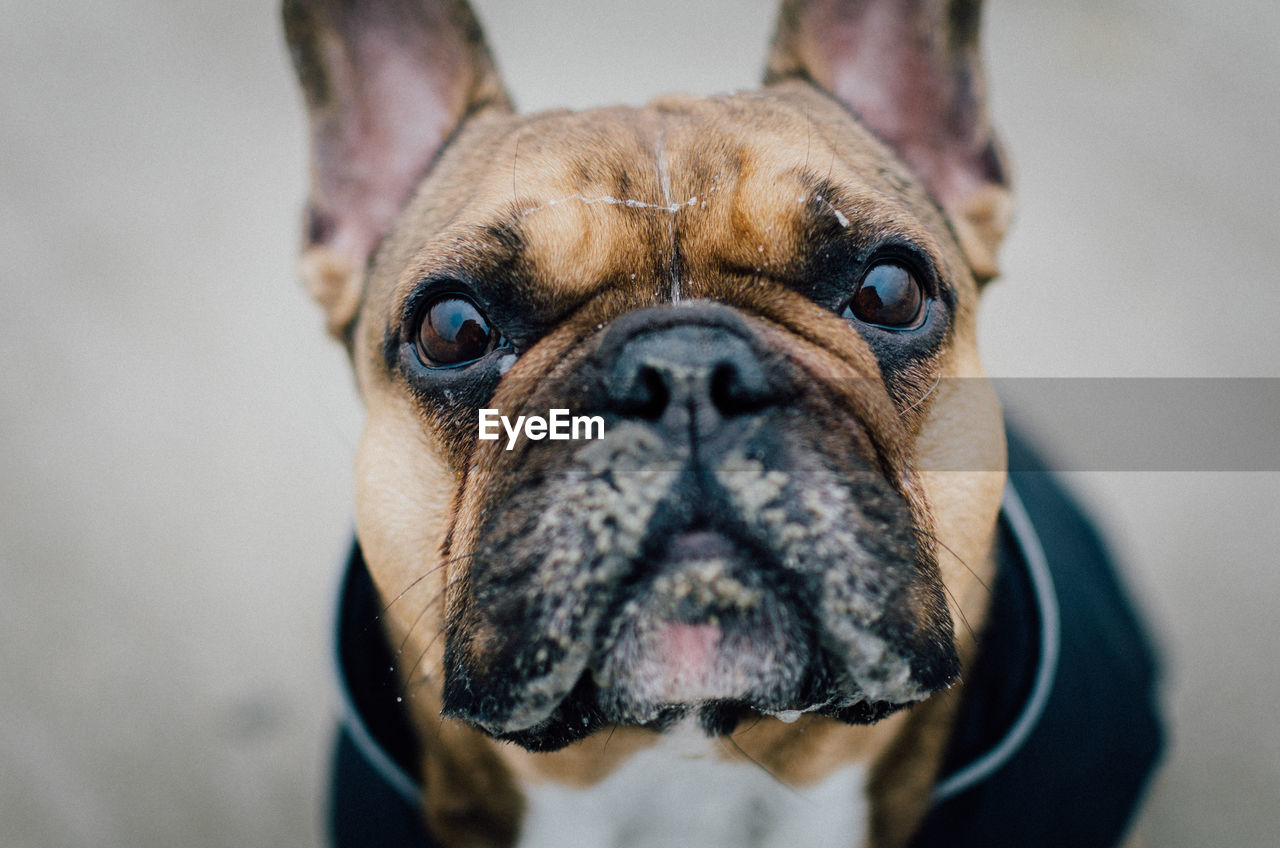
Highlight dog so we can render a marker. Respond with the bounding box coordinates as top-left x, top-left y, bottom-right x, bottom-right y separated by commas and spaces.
282, 1, 1163, 846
